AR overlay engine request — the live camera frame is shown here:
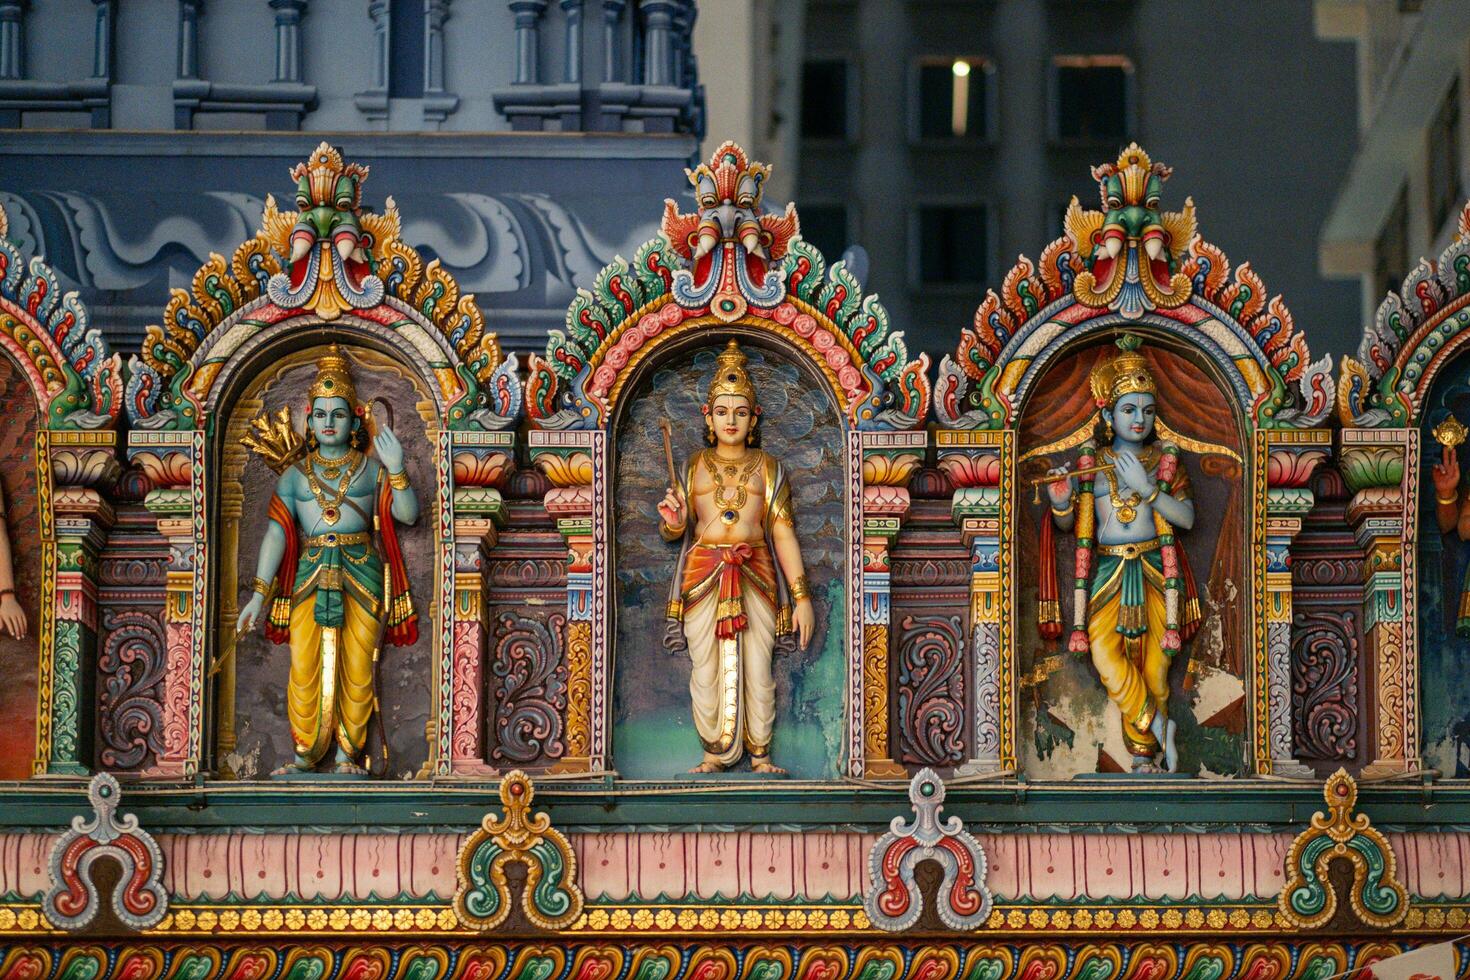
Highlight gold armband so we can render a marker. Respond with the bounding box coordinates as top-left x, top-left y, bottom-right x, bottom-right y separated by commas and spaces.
388, 469, 410, 490
1438, 492, 1459, 506
1050, 501, 1074, 518
790, 574, 811, 602
1144, 486, 1161, 505
251, 576, 273, 597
